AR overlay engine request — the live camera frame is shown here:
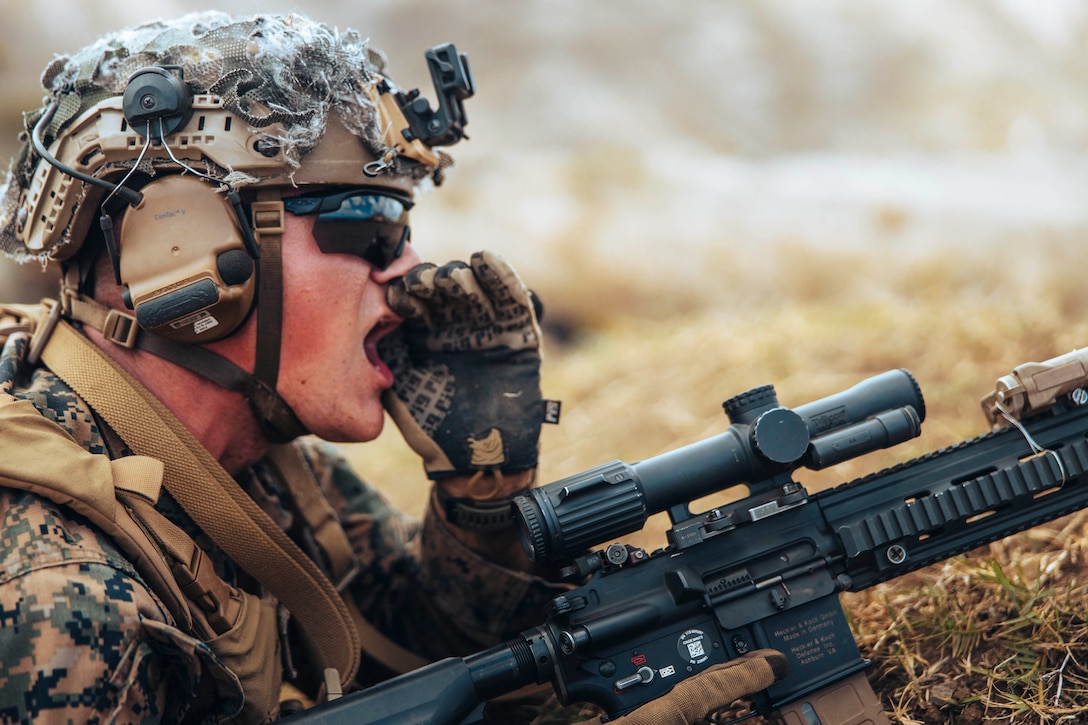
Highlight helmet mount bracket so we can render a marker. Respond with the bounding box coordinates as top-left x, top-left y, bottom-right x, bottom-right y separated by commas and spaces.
394, 43, 474, 148
122, 66, 193, 143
